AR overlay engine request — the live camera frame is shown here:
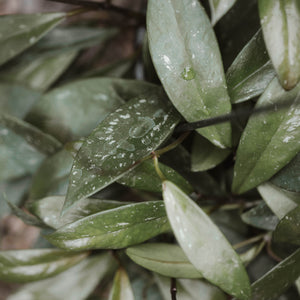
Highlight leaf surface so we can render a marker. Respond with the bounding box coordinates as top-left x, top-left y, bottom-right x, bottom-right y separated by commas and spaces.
46, 201, 170, 251
64, 91, 180, 211
209, 0, 237, 25
232, 78, 300, 194
258, 0, 300, 89
147, 0, 232, 148
162, 181, 250, 299
0, 249, 87, 283
126, 243, 202, 278
0, 12, 65, 66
